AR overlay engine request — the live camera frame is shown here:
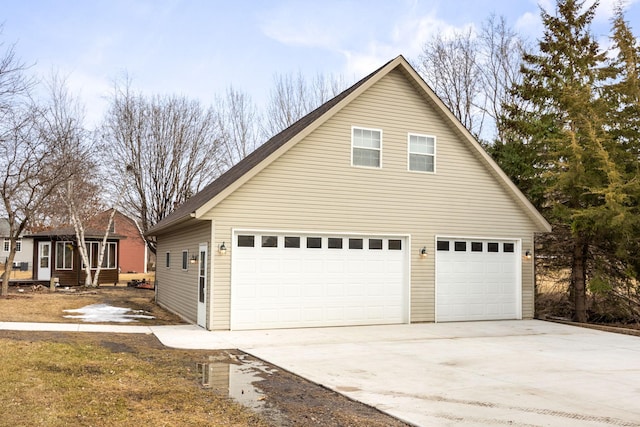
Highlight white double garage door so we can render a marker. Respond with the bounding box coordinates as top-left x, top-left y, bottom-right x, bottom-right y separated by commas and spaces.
231, 231, 520, 330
